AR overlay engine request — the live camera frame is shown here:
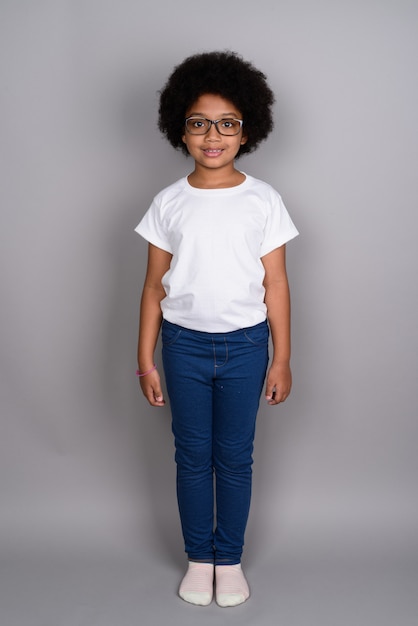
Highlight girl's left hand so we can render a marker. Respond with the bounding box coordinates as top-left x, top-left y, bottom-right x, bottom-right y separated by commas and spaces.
265, 362, 292, 405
